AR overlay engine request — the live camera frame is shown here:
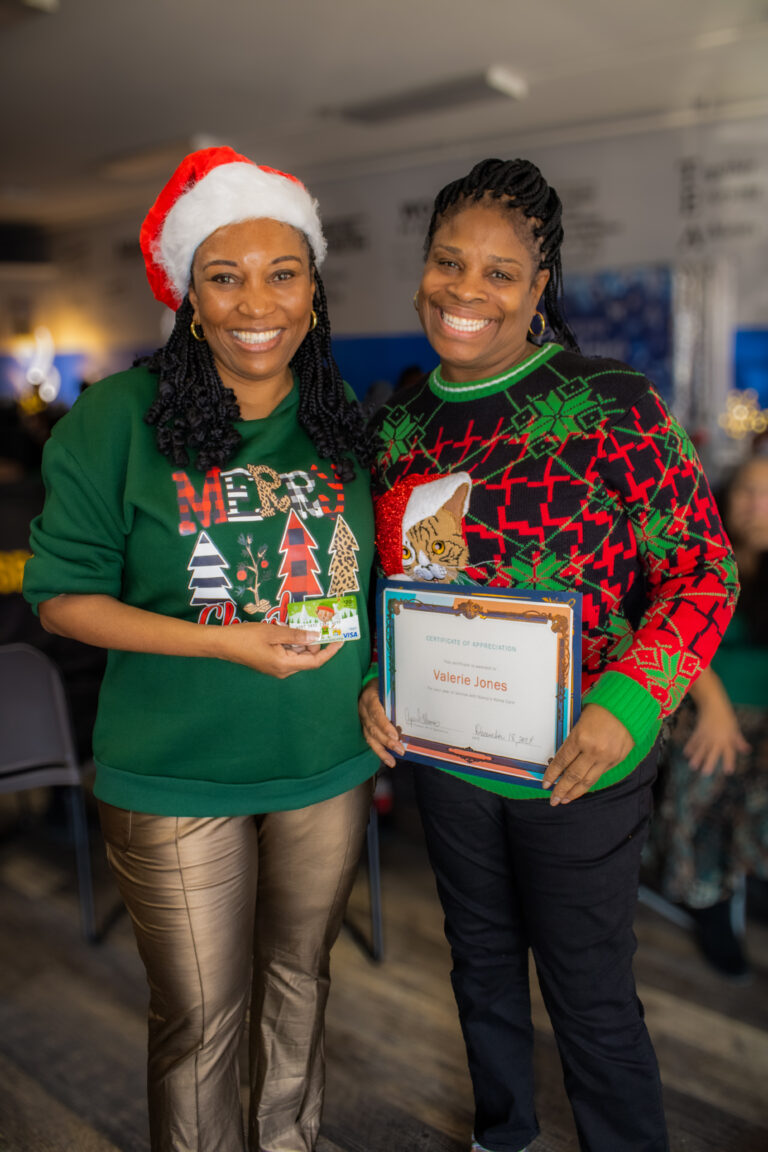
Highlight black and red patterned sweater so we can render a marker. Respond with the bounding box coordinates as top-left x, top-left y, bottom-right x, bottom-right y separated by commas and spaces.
371, 342, 739, 798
